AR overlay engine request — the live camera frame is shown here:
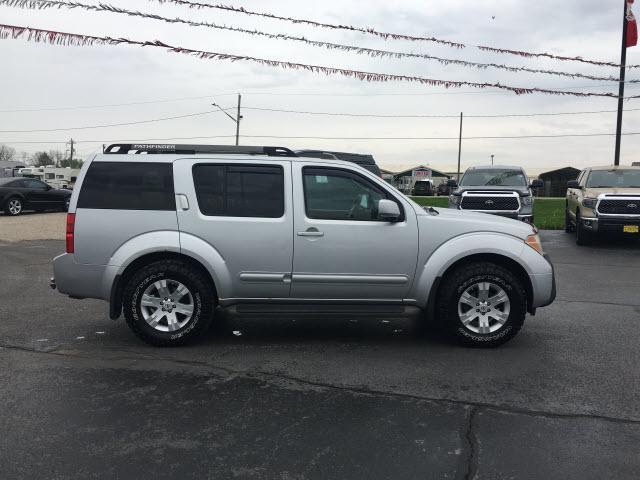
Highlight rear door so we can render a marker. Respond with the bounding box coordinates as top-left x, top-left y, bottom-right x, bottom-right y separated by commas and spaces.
174, 159, 293, 300
290, 163, 419, 300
